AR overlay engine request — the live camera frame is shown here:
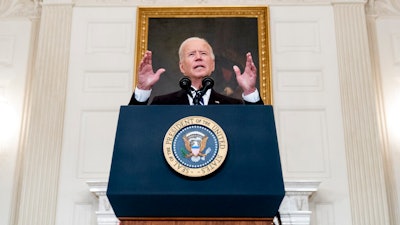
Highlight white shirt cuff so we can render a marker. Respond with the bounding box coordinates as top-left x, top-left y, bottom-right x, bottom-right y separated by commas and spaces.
242, 89, 261, 103
134, 87, 152, 102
